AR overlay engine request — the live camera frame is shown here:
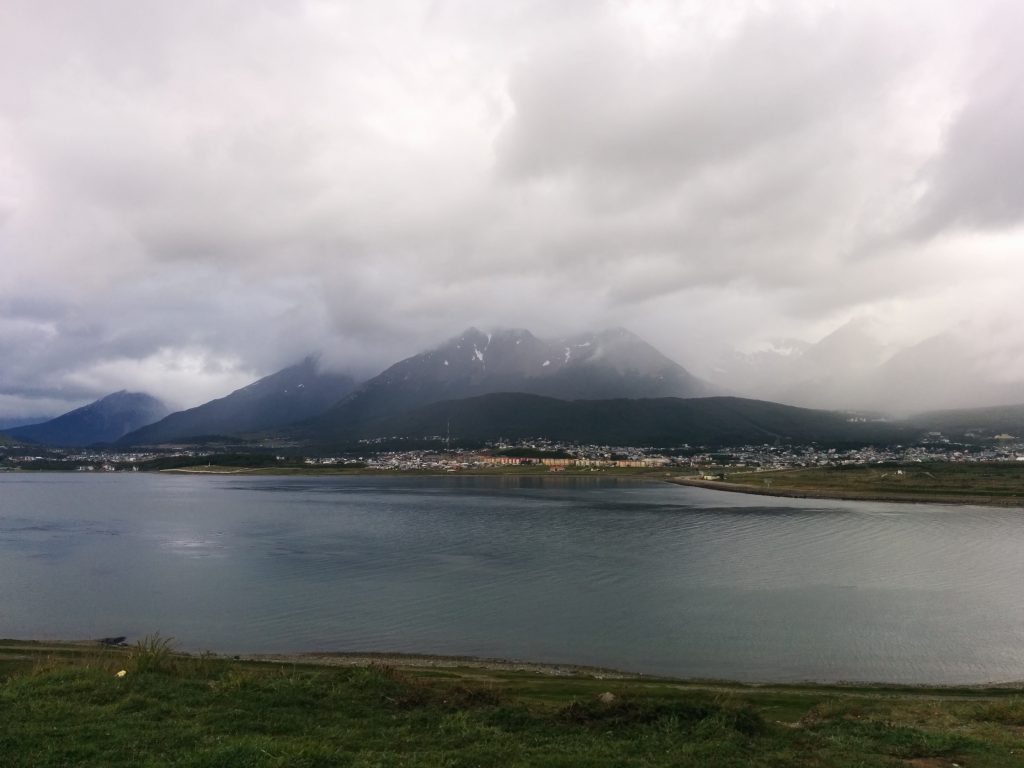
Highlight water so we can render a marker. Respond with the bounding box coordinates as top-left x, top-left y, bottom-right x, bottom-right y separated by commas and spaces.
2, 472, 1023, 683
